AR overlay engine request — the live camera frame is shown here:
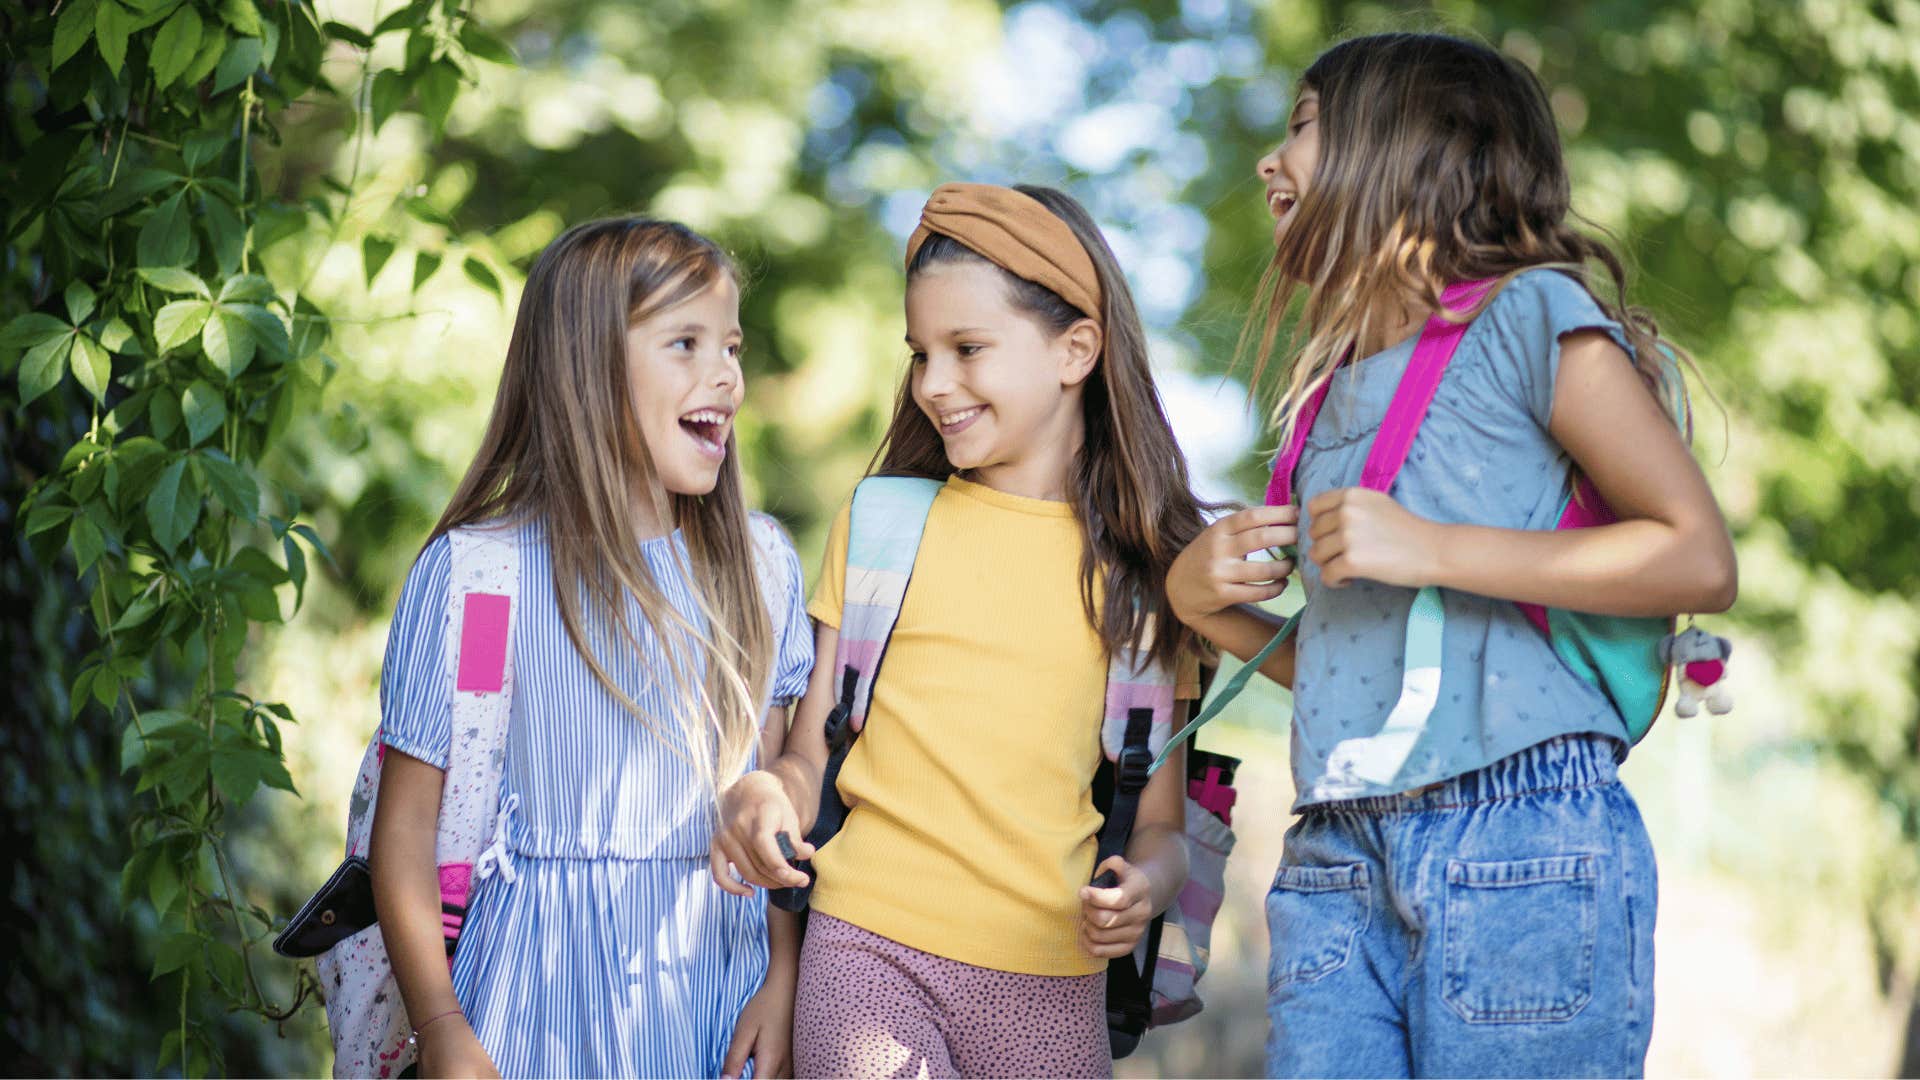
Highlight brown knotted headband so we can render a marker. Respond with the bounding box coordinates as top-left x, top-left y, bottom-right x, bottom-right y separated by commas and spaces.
904, 182, 1104, 324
